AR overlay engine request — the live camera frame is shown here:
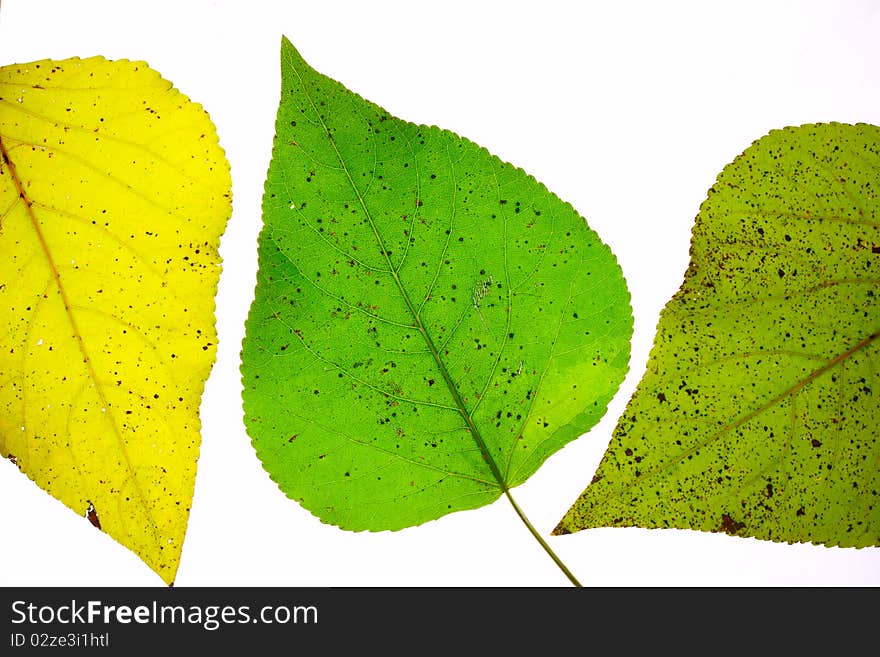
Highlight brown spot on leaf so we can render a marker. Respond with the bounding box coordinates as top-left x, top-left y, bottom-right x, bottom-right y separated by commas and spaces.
86, 502, 101, 530
718, 513, 745, 535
